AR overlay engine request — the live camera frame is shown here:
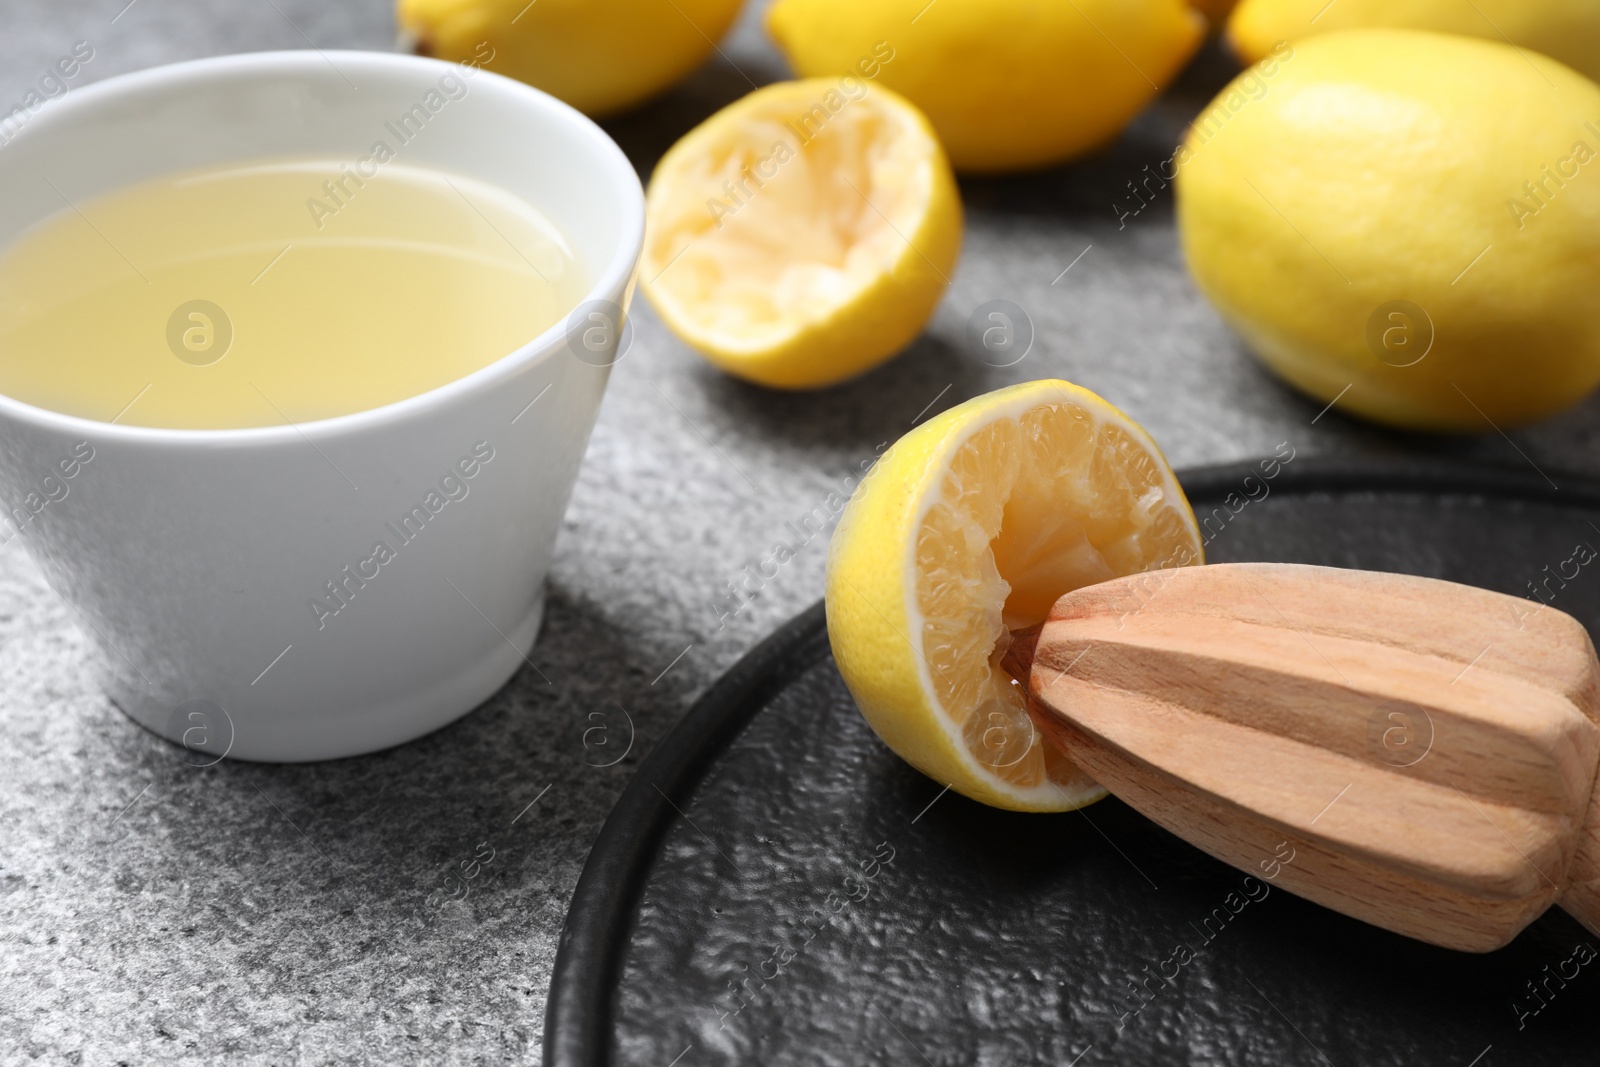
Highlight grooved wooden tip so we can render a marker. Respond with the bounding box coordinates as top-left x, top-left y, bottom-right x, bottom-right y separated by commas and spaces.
1001, 624, 1042, 686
